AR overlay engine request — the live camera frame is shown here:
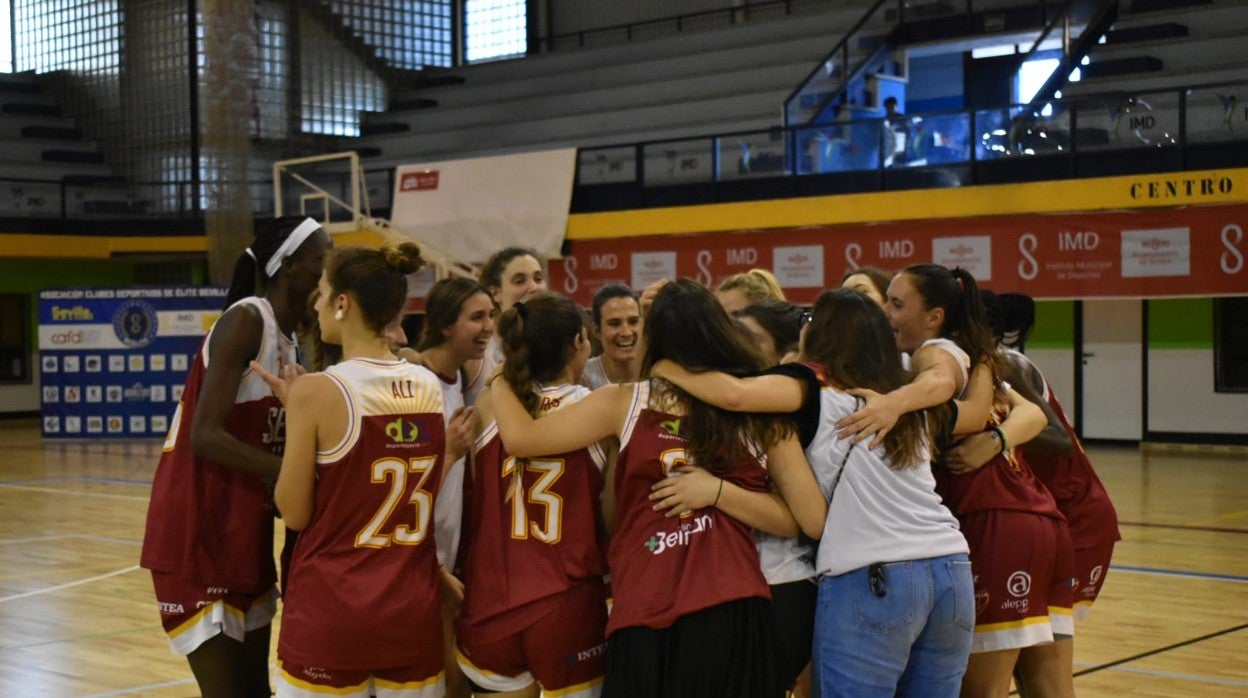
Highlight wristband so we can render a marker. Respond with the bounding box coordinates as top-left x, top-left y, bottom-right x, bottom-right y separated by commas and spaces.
713, 478, 724, 507
990, 426, 1008, 454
